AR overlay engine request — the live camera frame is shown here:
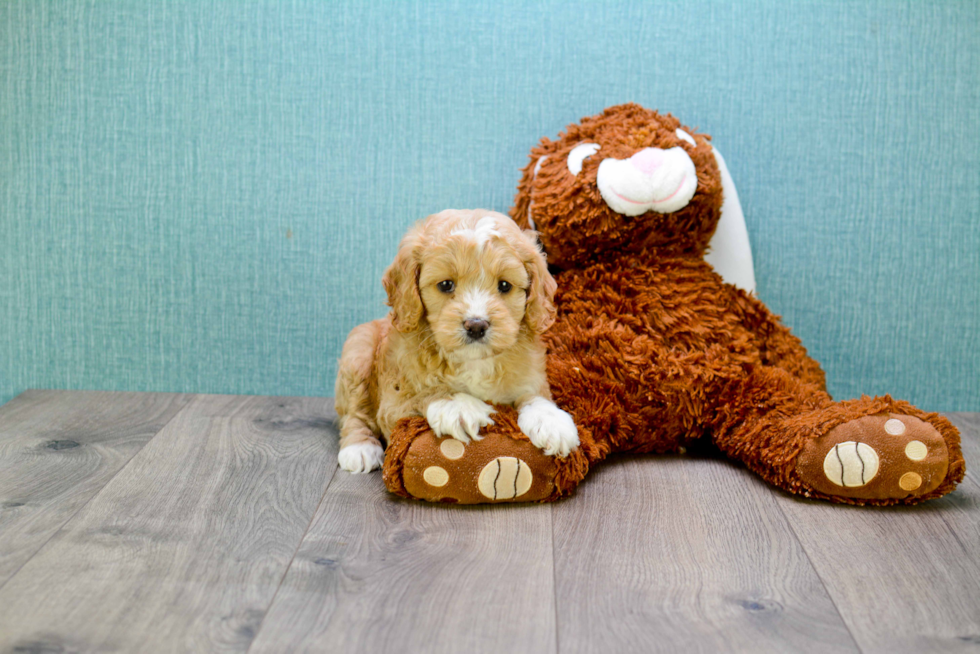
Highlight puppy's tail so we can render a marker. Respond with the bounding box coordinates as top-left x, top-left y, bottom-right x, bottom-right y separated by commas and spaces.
335, 320, 385, 450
